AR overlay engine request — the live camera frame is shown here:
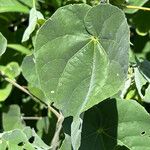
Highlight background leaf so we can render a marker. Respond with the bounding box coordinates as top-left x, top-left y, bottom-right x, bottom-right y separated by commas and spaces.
3, 62, 20, 79
22, 8, 44, 42
0, 0, 29, 13
80, 98, 150, 149
60, 134, 72, 150
3, 105, 25, 131
0, 82, 12, 102
0, 32, 7, 56
0, 127, 51, 150
0, 62, 20, 101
